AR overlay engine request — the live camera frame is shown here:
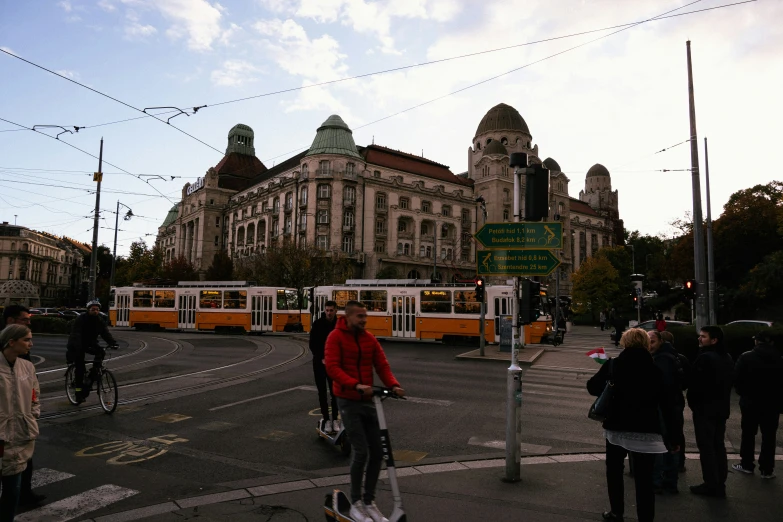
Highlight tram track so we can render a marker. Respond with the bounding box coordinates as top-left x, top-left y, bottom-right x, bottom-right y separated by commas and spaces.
39, 339, 308, 420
